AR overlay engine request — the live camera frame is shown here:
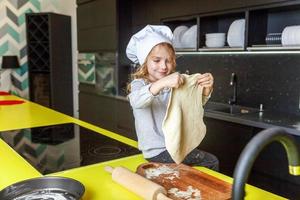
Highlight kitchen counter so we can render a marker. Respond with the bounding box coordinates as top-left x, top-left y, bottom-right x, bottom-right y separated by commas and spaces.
0, 94, 137, 189
52, 154, 286, 200
0, 94, 287, 199
82, 89, 300, 136
0, 94, 137, 147
204, 102, 300, 136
